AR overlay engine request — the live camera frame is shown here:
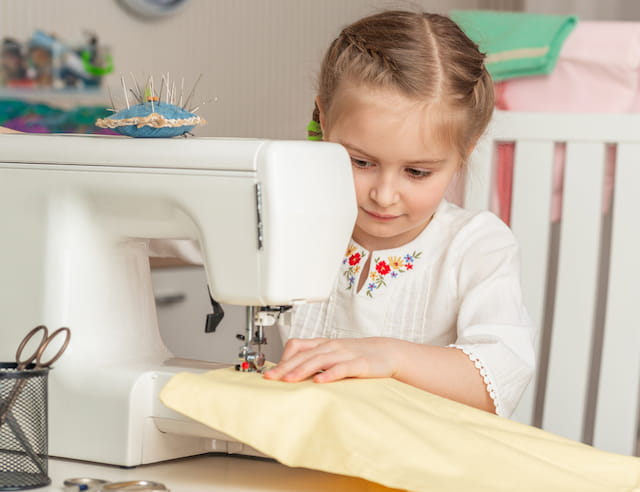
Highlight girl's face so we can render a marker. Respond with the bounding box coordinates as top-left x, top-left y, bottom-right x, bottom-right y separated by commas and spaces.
320, 84, 462, 251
